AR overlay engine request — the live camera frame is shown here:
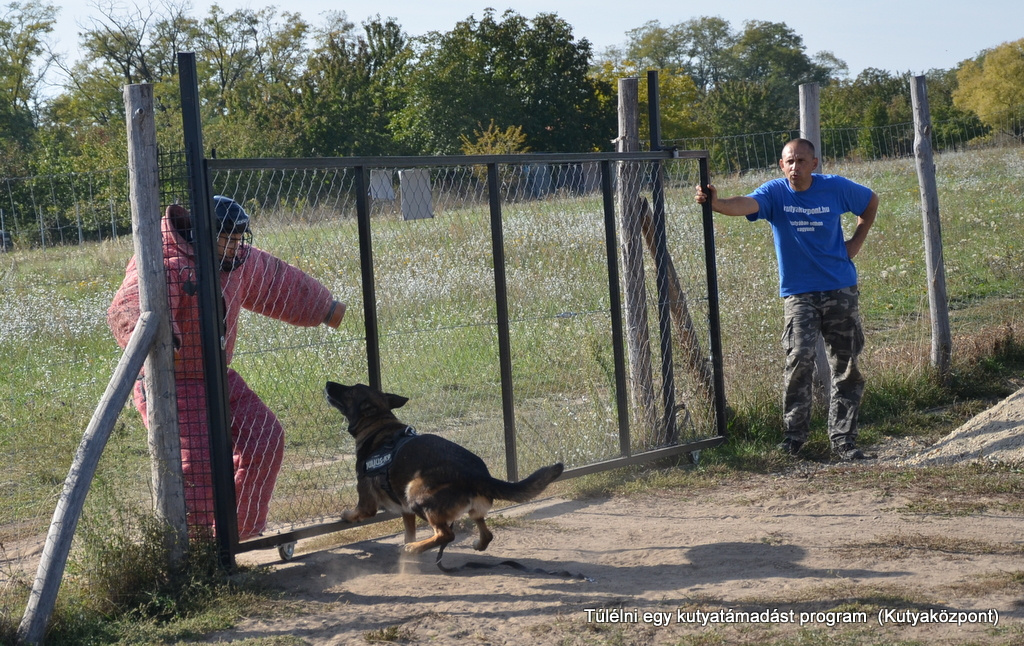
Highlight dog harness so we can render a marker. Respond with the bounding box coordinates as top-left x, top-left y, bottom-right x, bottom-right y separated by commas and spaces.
363, 426, 418, 504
